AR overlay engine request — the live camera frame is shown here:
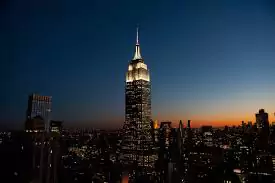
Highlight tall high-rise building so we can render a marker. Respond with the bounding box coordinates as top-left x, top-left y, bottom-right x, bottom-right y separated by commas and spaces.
152, 120, 159, 144
256, 109, 269, 150
177, 120, 184, 157
187, 120, 191, 129
159, 122, 173, 149
256, 109, 269, 131
201, 126, 213, 147
26, 93, 52, 130
121, 28, 157, 170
